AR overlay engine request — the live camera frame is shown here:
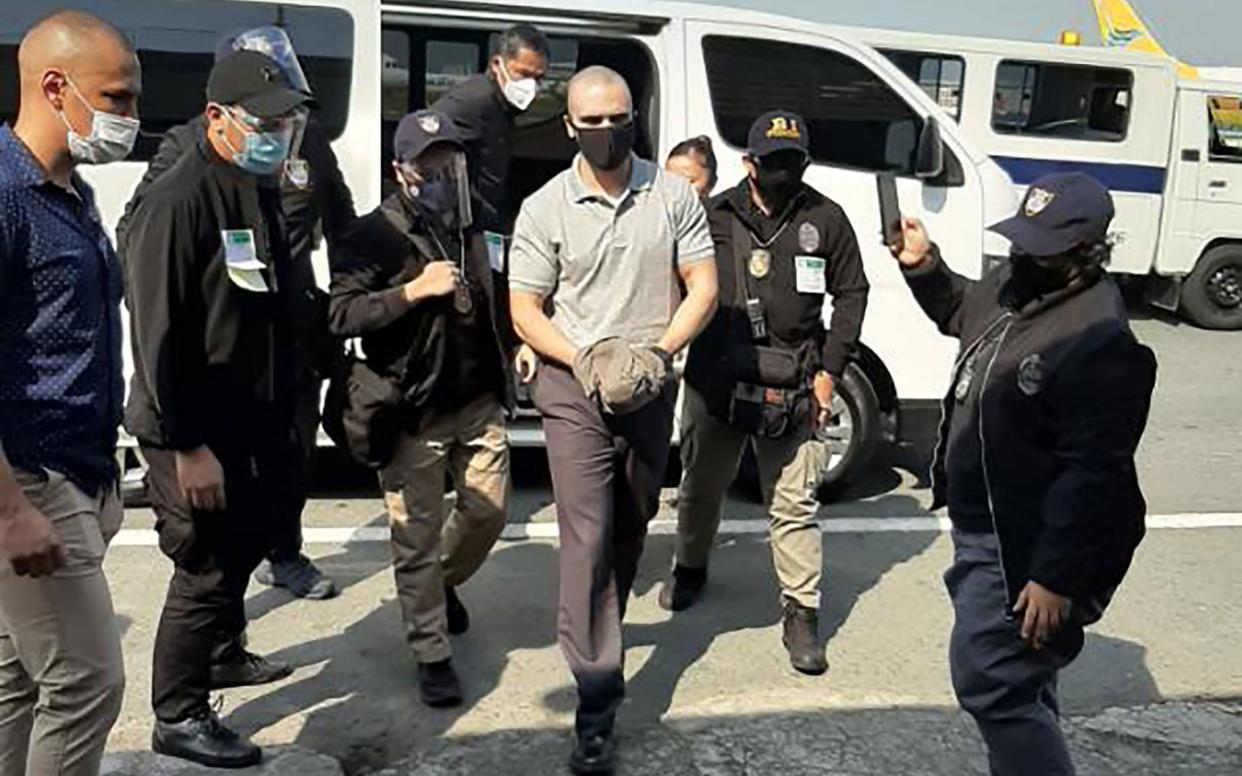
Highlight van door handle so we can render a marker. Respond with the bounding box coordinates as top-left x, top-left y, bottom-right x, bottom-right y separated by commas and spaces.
1208, 180, 1229, 189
